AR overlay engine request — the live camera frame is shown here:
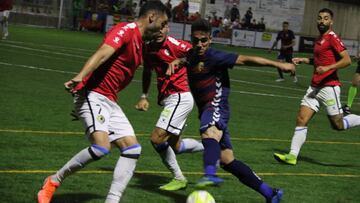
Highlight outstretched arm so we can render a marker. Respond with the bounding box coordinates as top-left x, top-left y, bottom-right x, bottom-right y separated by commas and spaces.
64, 44, 116, 93
268, 39, 279, 52
235, 55, 295, 73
